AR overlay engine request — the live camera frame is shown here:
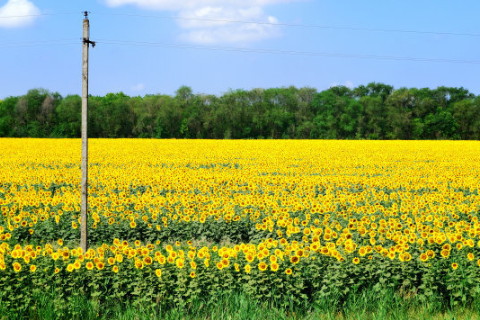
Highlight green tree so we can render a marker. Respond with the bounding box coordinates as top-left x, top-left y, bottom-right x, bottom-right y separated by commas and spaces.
12, 89, 61, 137
89, 92, 134, 138
385, 88, 415, 139
53, 95, 81, 137
154, 94, 182, 138
453, 97, 480, 139
0, 84, 478, 139
0, 97, 17, 136
311, 86, 359, 139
